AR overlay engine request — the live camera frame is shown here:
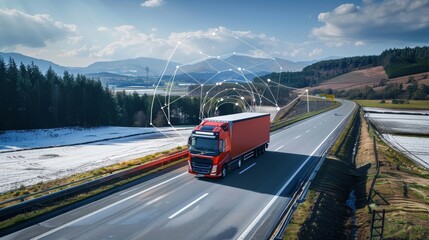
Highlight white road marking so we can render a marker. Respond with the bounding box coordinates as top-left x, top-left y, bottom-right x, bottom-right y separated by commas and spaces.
31, 172, 188, 240
294, 135, 301, 139
168, 193, 209, 219
144, 194, 167, 206
305, 130, 310, 133
237, 103, 355, 240
274, 145, 284, 151
239, 163, 257, 175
